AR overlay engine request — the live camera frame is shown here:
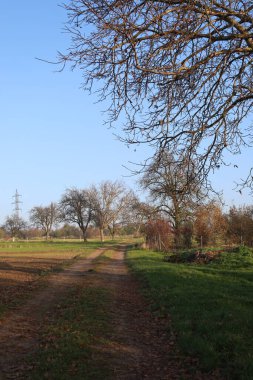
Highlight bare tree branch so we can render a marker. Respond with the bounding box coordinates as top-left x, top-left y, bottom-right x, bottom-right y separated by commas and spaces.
60, 1, 253, 187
